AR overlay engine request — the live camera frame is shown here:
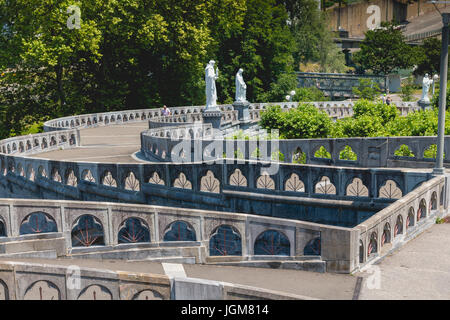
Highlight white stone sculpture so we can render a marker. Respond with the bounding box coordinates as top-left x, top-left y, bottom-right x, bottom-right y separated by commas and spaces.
205, 60, 219, 111
235, 68, 247, 102
420, 73, 434, 103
